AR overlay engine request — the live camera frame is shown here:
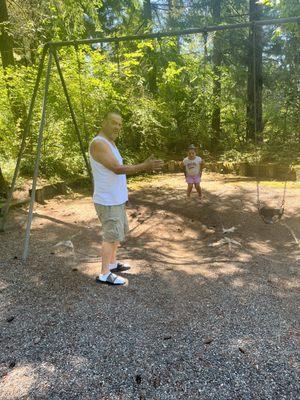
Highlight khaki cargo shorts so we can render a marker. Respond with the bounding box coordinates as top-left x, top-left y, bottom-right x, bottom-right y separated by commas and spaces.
95, 203, 129, 243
